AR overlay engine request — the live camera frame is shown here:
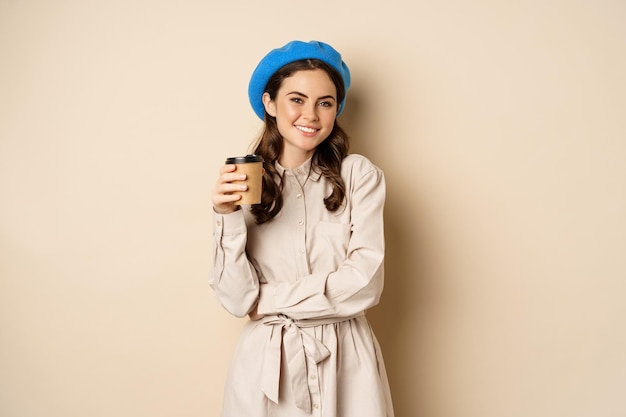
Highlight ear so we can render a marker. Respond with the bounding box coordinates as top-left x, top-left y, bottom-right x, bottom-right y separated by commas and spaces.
262, 92, 276, 117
